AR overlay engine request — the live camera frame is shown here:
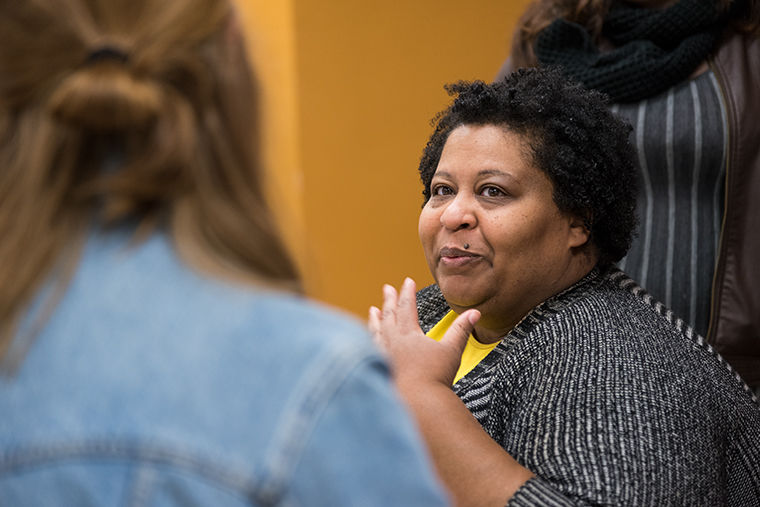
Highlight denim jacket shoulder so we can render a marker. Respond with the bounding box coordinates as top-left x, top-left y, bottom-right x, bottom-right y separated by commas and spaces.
0, 231, 448, 506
